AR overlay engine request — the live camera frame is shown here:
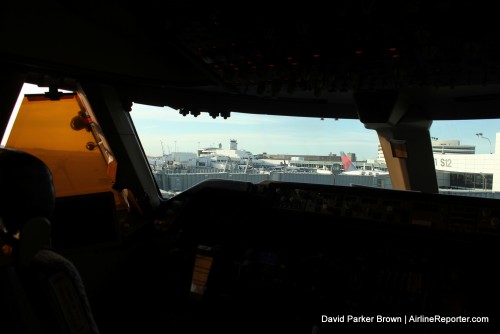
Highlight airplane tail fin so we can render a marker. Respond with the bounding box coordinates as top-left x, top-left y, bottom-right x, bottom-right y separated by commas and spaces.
340, 151, 357, 172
